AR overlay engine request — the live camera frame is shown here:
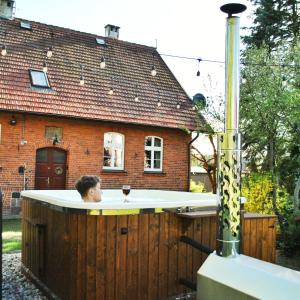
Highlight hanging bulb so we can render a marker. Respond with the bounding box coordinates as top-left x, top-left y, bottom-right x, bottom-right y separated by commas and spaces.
151, 66, 157, 76
157, 99, 161, 107
43, 61, 48, 73
192, 106, 196, 111
241, 77, 247, 84
79, 75, 85, 86
46, 46, 53, 58
196, 58, 202, 77
176, 102, 180, 109
108, 87, 114, 95
134, 95, 139, 102
100, 56, 106, 69
1, 45, 7, 56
